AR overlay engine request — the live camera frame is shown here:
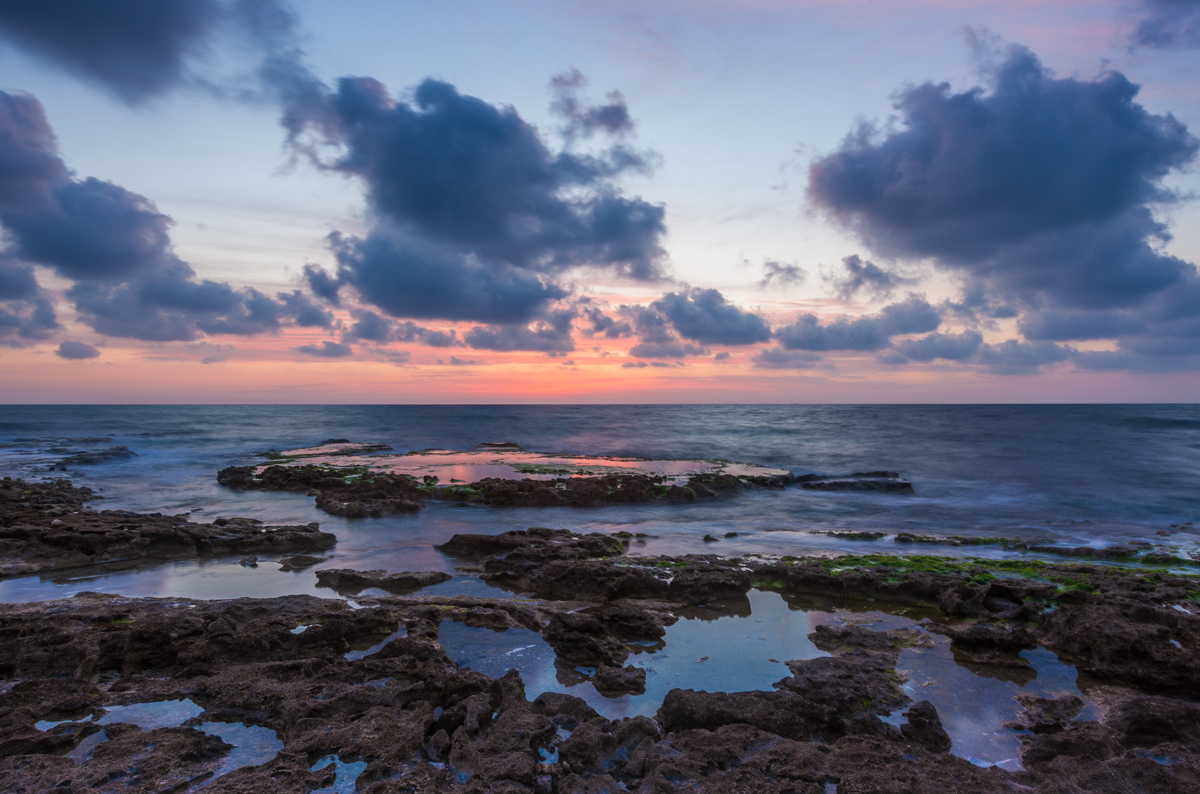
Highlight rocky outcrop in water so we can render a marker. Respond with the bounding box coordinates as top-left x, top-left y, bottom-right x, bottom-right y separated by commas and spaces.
796, 470, 914, 493
0, 478, 335, 577
217, 461, 797, 518
315, 568, 452, 594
